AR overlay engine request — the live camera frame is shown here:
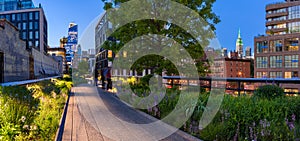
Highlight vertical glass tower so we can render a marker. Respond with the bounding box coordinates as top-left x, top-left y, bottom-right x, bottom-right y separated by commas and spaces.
66, 23, 78, 67
0, 0, 34, 12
